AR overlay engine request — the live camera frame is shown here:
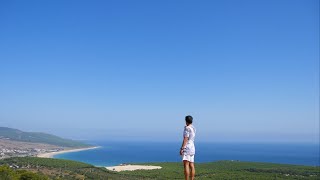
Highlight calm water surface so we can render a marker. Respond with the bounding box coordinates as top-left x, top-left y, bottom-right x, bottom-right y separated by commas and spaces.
54, 141, 319, 166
